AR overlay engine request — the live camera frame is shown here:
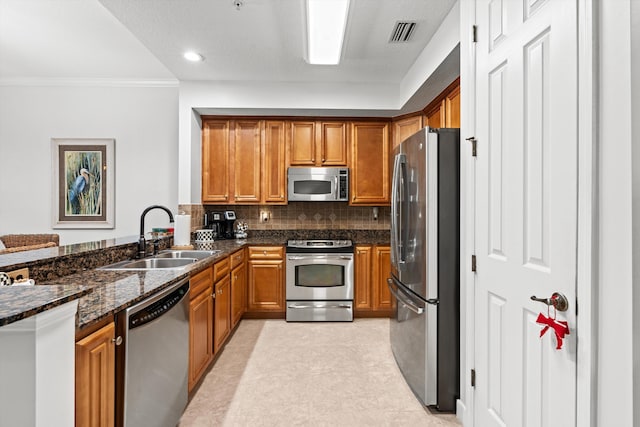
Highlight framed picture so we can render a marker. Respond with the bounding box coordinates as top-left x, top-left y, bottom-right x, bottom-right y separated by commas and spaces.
52, 138, 115, 229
